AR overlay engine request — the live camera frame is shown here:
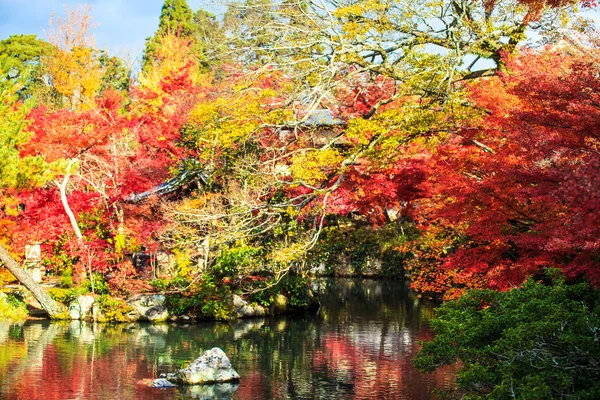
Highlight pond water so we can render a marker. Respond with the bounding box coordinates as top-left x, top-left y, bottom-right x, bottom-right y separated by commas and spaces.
0, 279, 454, 399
